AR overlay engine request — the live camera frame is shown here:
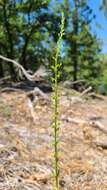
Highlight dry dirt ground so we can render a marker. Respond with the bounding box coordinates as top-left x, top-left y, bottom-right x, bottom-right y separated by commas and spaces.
0, 88, 107, 190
